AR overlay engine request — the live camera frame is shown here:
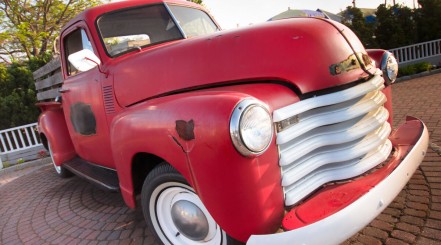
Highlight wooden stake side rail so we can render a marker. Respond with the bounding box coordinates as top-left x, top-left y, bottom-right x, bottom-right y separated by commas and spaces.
33, 57, 62, 102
